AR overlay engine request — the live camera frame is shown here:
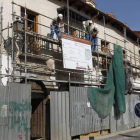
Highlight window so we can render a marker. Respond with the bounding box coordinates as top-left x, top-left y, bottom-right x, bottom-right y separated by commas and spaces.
57, 6, 89, 39
123, 49, 126, 73
64, 25, 76, 36
21, 8, 38, 33
123, 50, 126, 59
101, 40, 110, 53
21, 8, 39, 54
101, 40, 110, 69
